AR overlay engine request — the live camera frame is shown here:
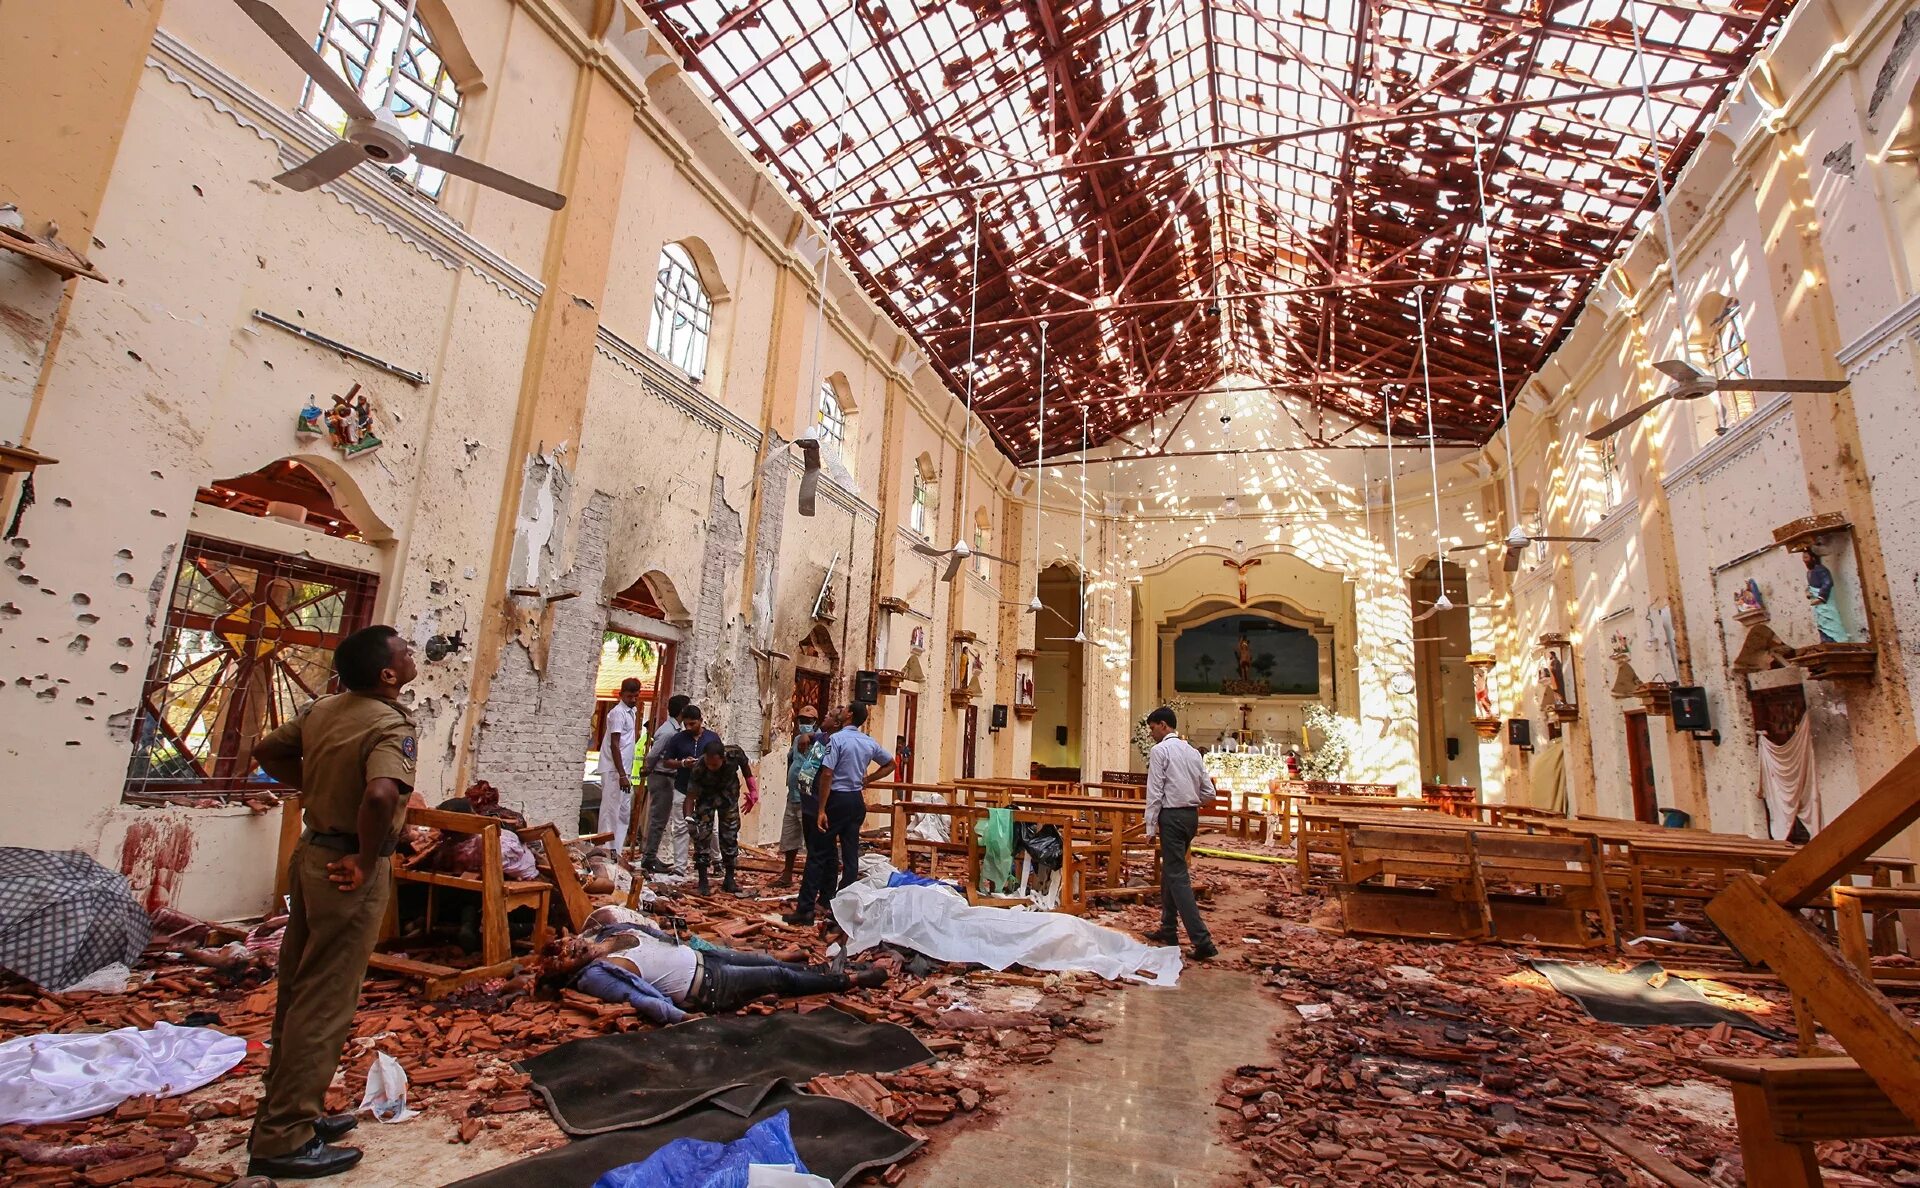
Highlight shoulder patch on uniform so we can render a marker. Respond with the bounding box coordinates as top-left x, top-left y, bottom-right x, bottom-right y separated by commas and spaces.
401, 736, 417, 760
